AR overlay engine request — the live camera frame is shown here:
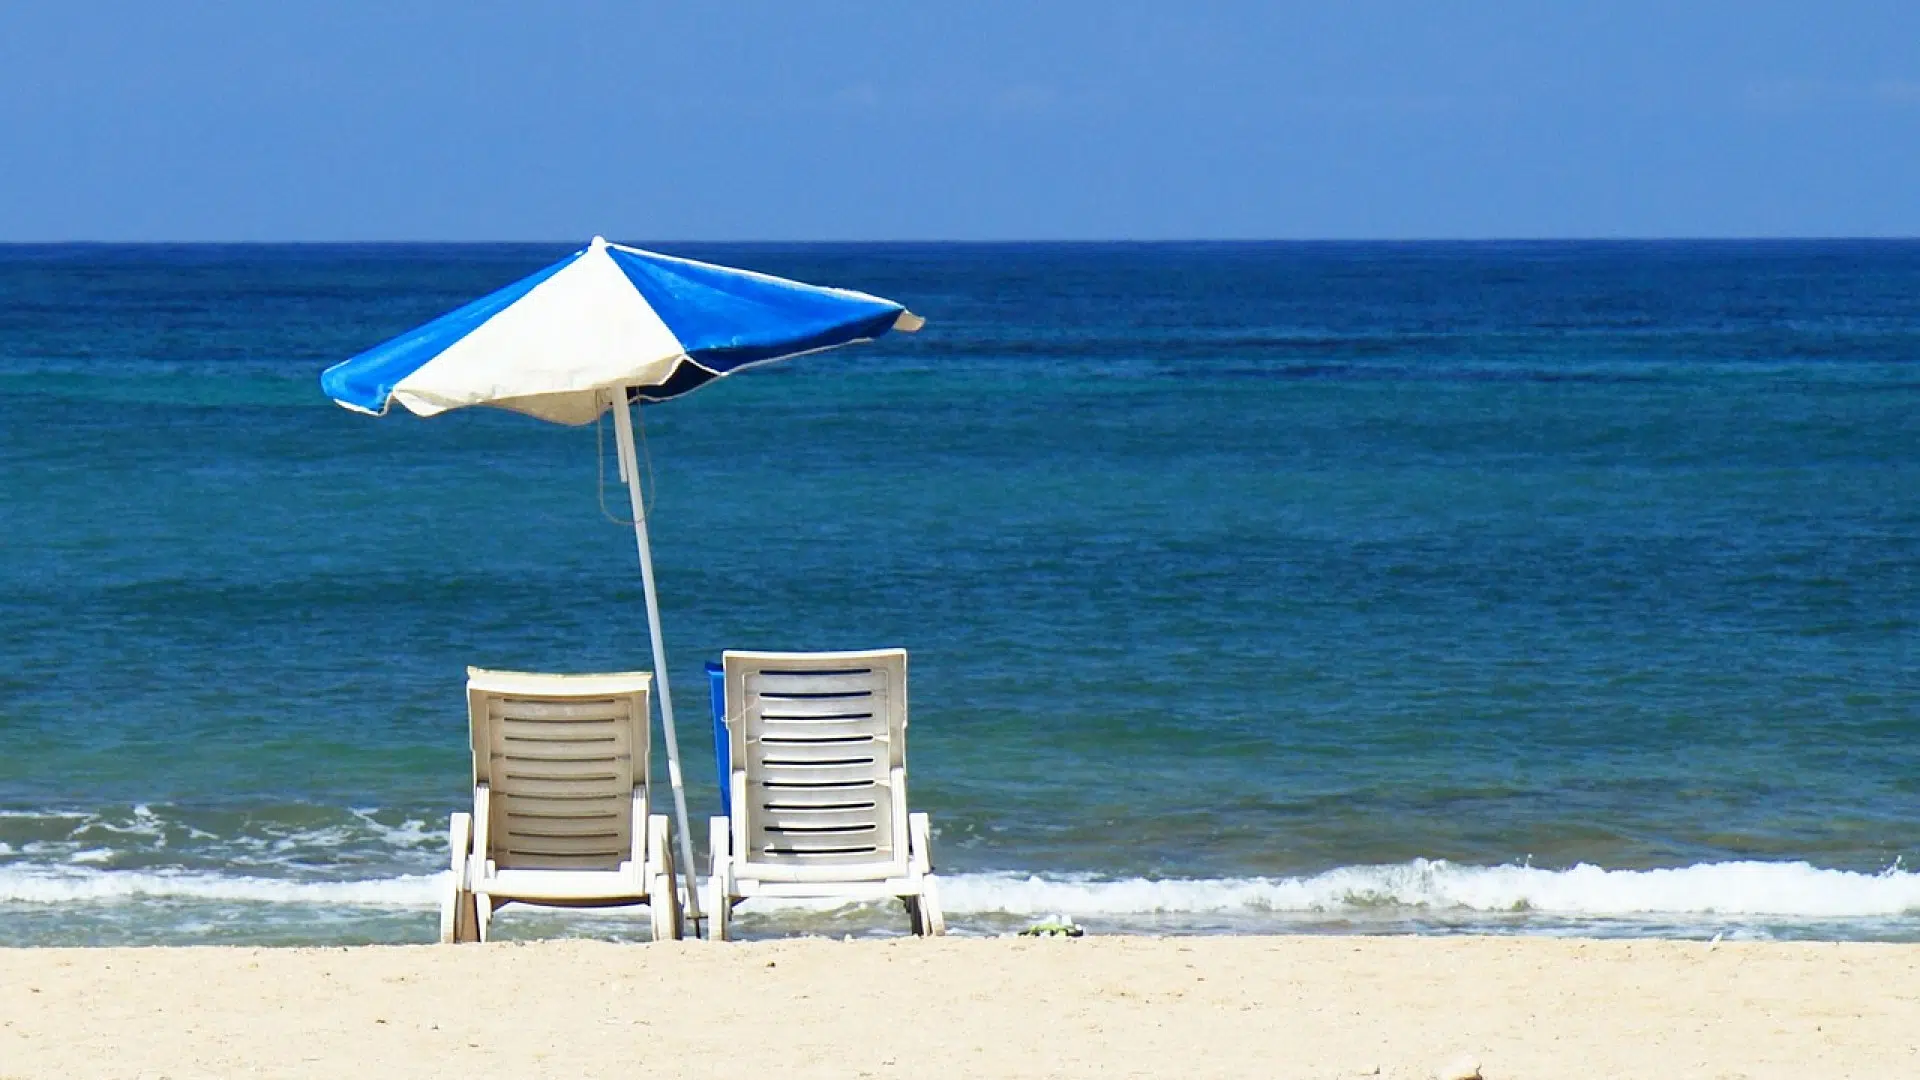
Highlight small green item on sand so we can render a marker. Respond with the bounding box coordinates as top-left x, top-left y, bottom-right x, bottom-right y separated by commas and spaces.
1020, 921, 1085, 938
